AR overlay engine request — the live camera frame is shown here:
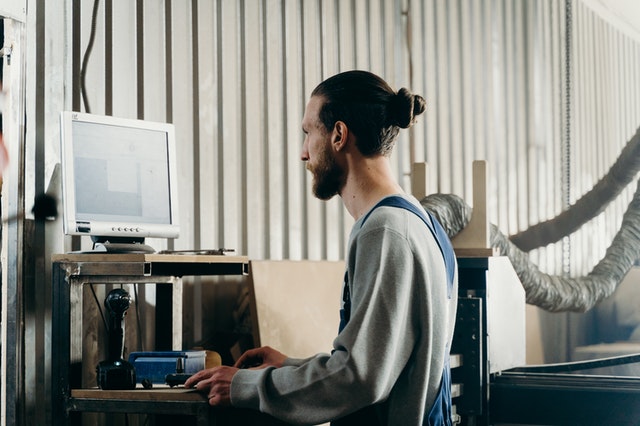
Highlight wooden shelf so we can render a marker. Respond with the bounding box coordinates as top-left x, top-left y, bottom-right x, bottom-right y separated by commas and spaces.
52, 254, 249, 426
52, 252, 249, 264
71, 387, 206, 402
